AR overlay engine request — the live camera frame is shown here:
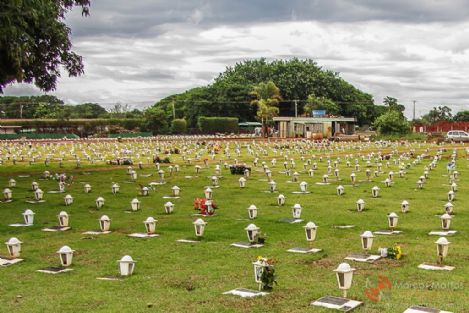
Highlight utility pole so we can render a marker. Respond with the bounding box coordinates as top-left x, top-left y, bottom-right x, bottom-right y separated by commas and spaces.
294, 100, 298, 118
171, 100, 176, 120
412, 100, 416, 121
